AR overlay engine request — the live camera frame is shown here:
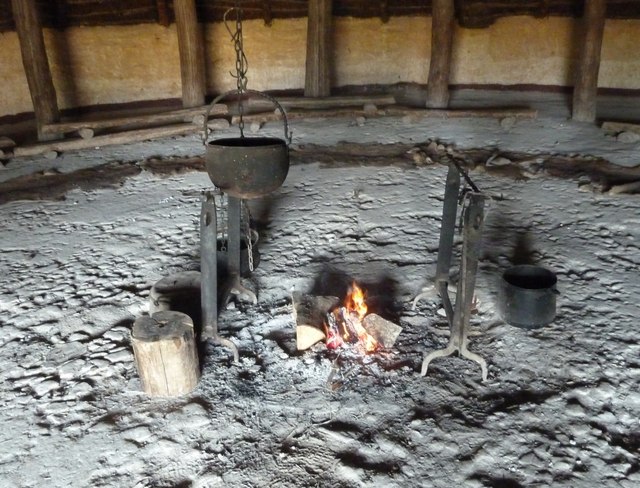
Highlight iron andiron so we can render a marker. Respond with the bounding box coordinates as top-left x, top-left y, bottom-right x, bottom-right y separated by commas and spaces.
415, 163, 488, 381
